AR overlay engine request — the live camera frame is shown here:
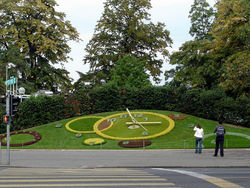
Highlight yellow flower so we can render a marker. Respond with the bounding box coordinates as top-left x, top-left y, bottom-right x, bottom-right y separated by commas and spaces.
84, 138, 105, 145
93, 112, 175, 140
65, 116, 103, 134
